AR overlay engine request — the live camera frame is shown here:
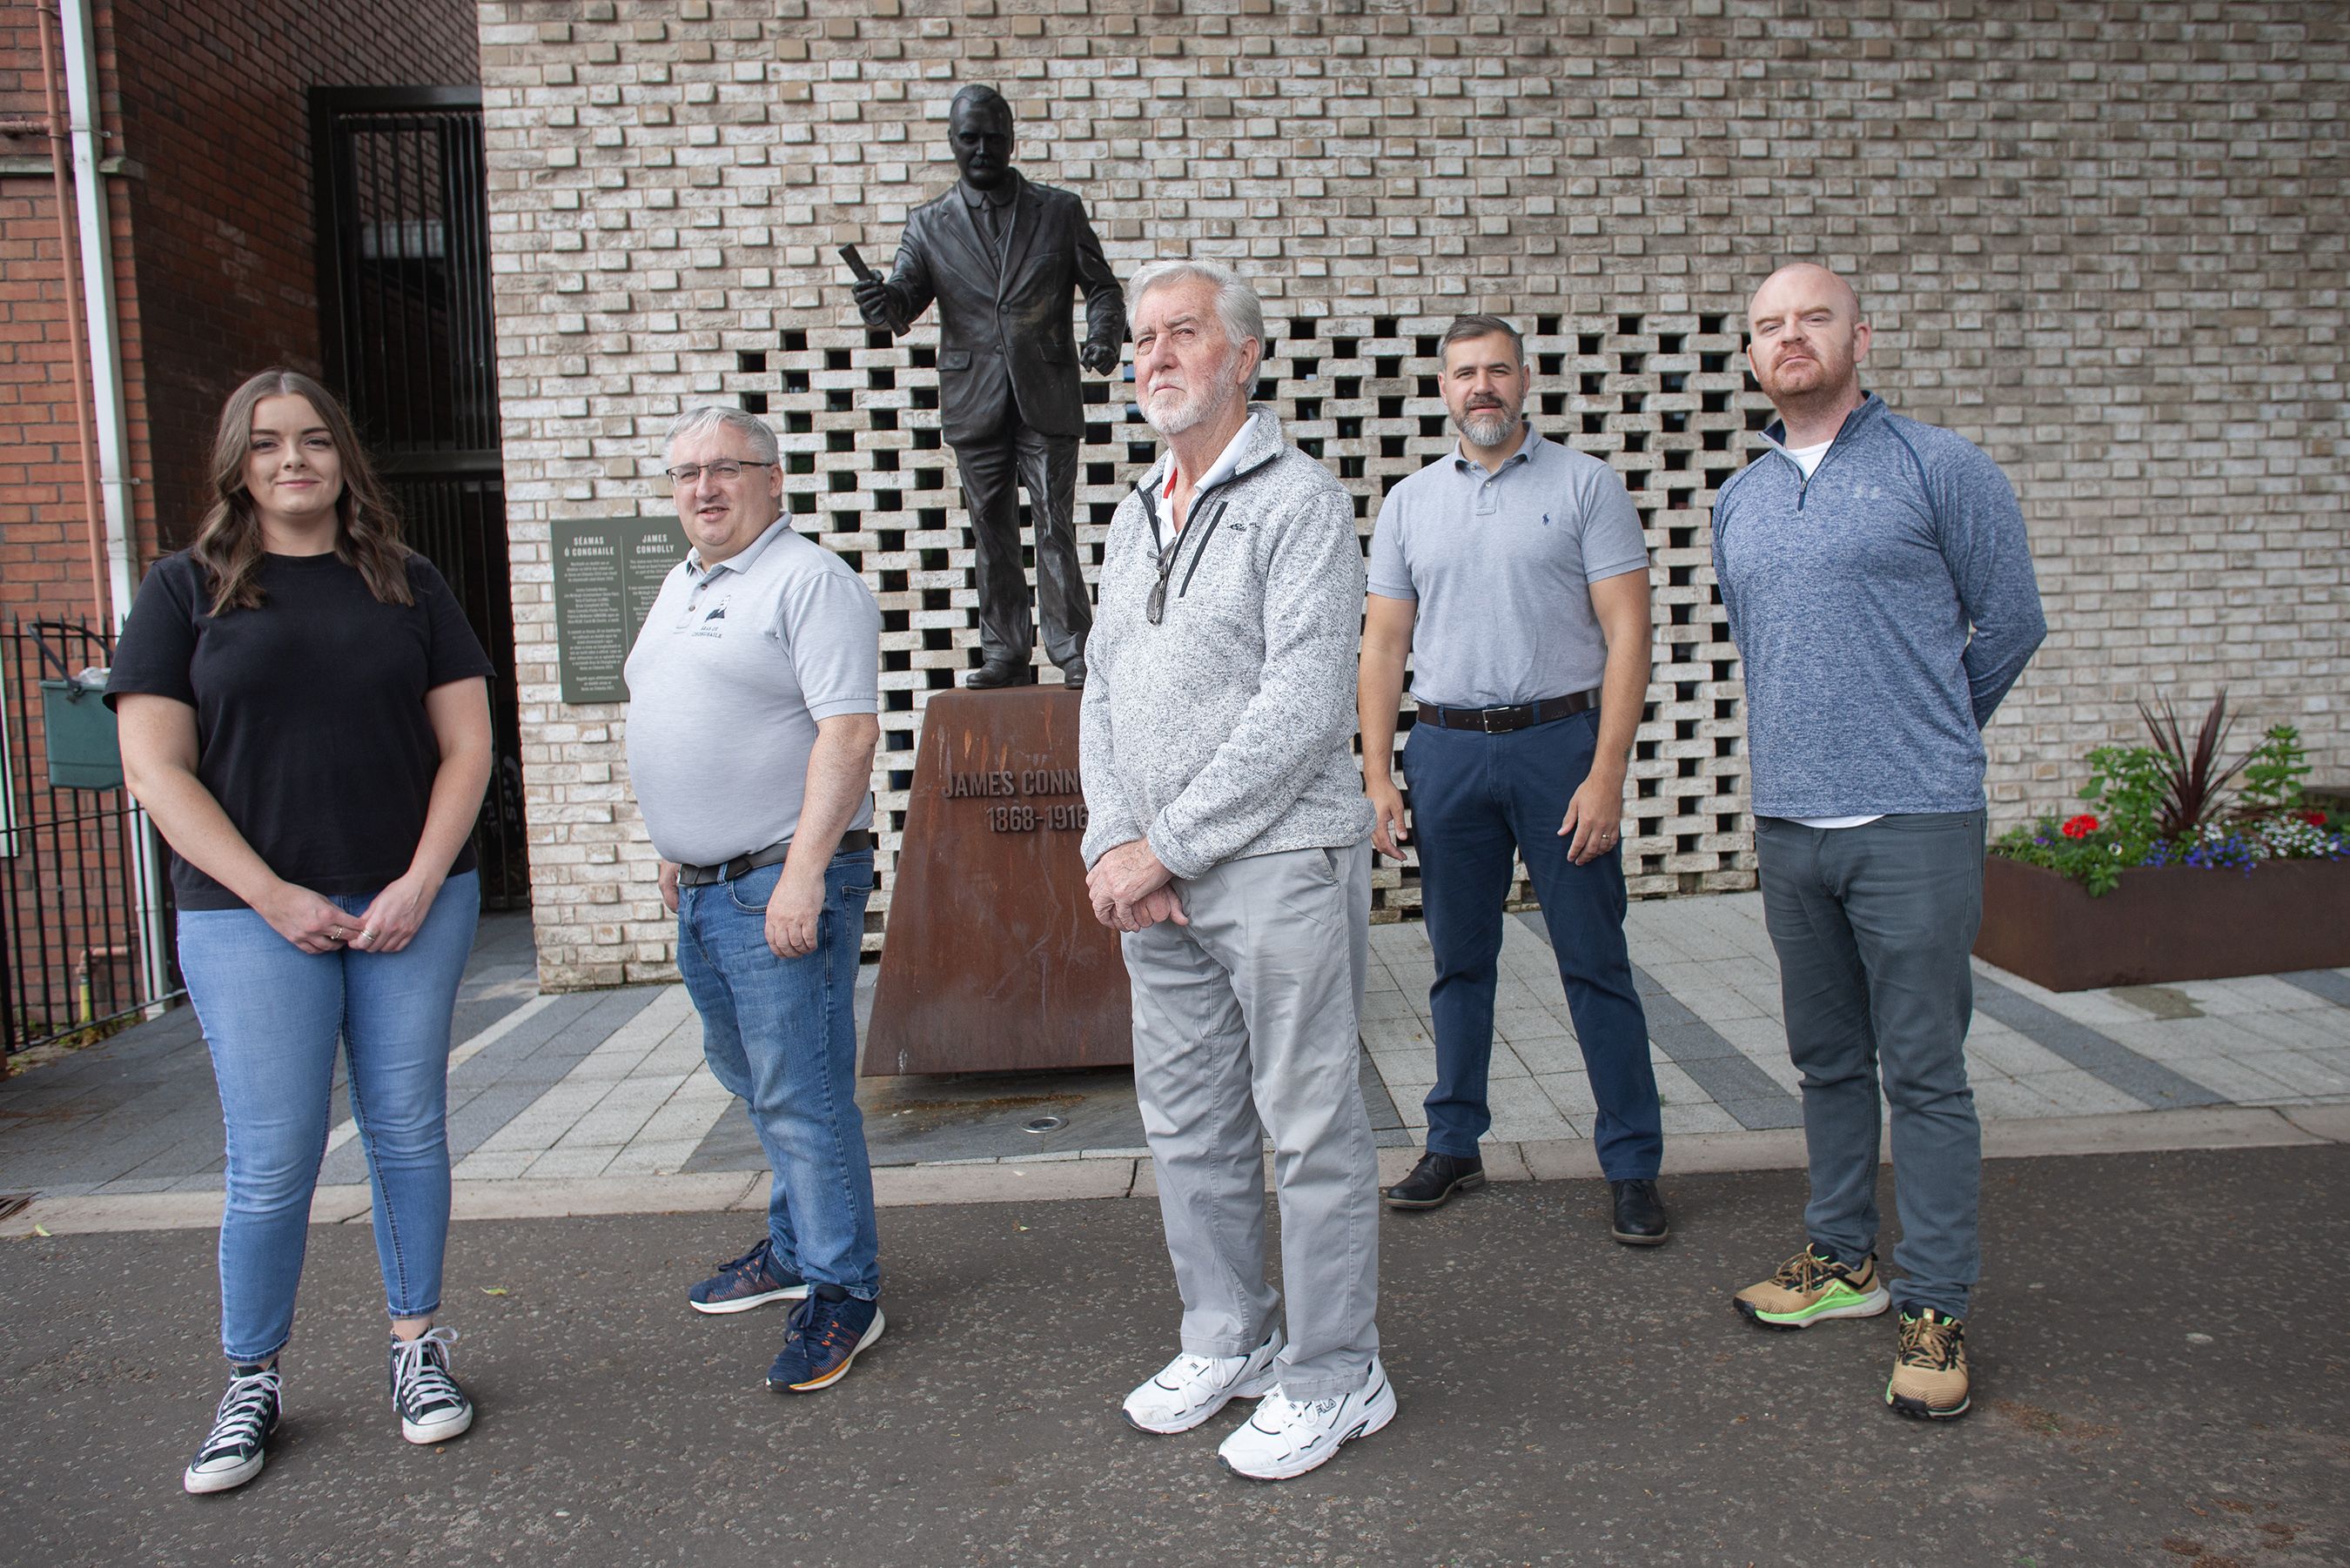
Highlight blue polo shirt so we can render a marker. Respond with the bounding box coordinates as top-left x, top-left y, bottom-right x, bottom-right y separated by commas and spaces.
1367, 426, 1649, 707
